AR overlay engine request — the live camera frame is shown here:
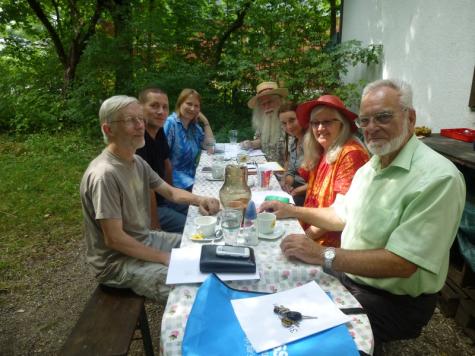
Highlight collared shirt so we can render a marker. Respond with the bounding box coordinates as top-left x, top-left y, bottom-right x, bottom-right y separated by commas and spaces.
136, 128, 170, 205
164, 112, 204, 189
333, 135, 466, 297
80, 149, 163, 278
